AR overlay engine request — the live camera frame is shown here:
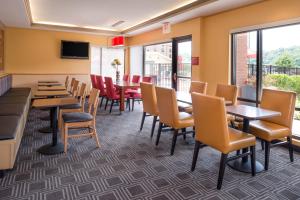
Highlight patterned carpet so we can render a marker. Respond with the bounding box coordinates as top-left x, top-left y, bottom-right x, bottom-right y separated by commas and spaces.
1, 104, 300, 200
